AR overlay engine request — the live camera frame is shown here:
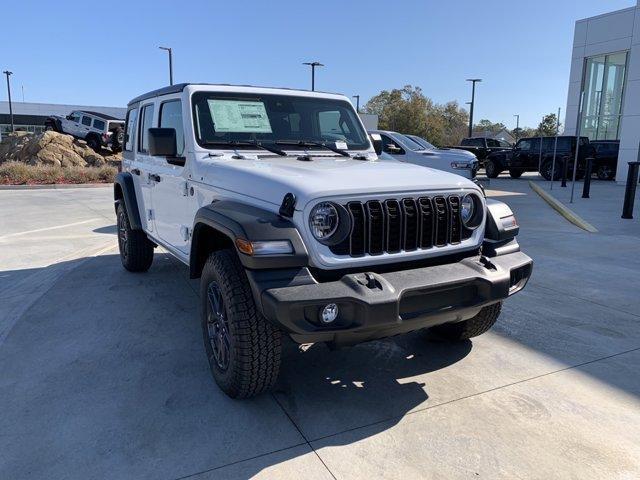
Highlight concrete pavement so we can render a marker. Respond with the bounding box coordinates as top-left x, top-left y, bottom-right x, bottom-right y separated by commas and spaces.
0, 184, 639, 479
